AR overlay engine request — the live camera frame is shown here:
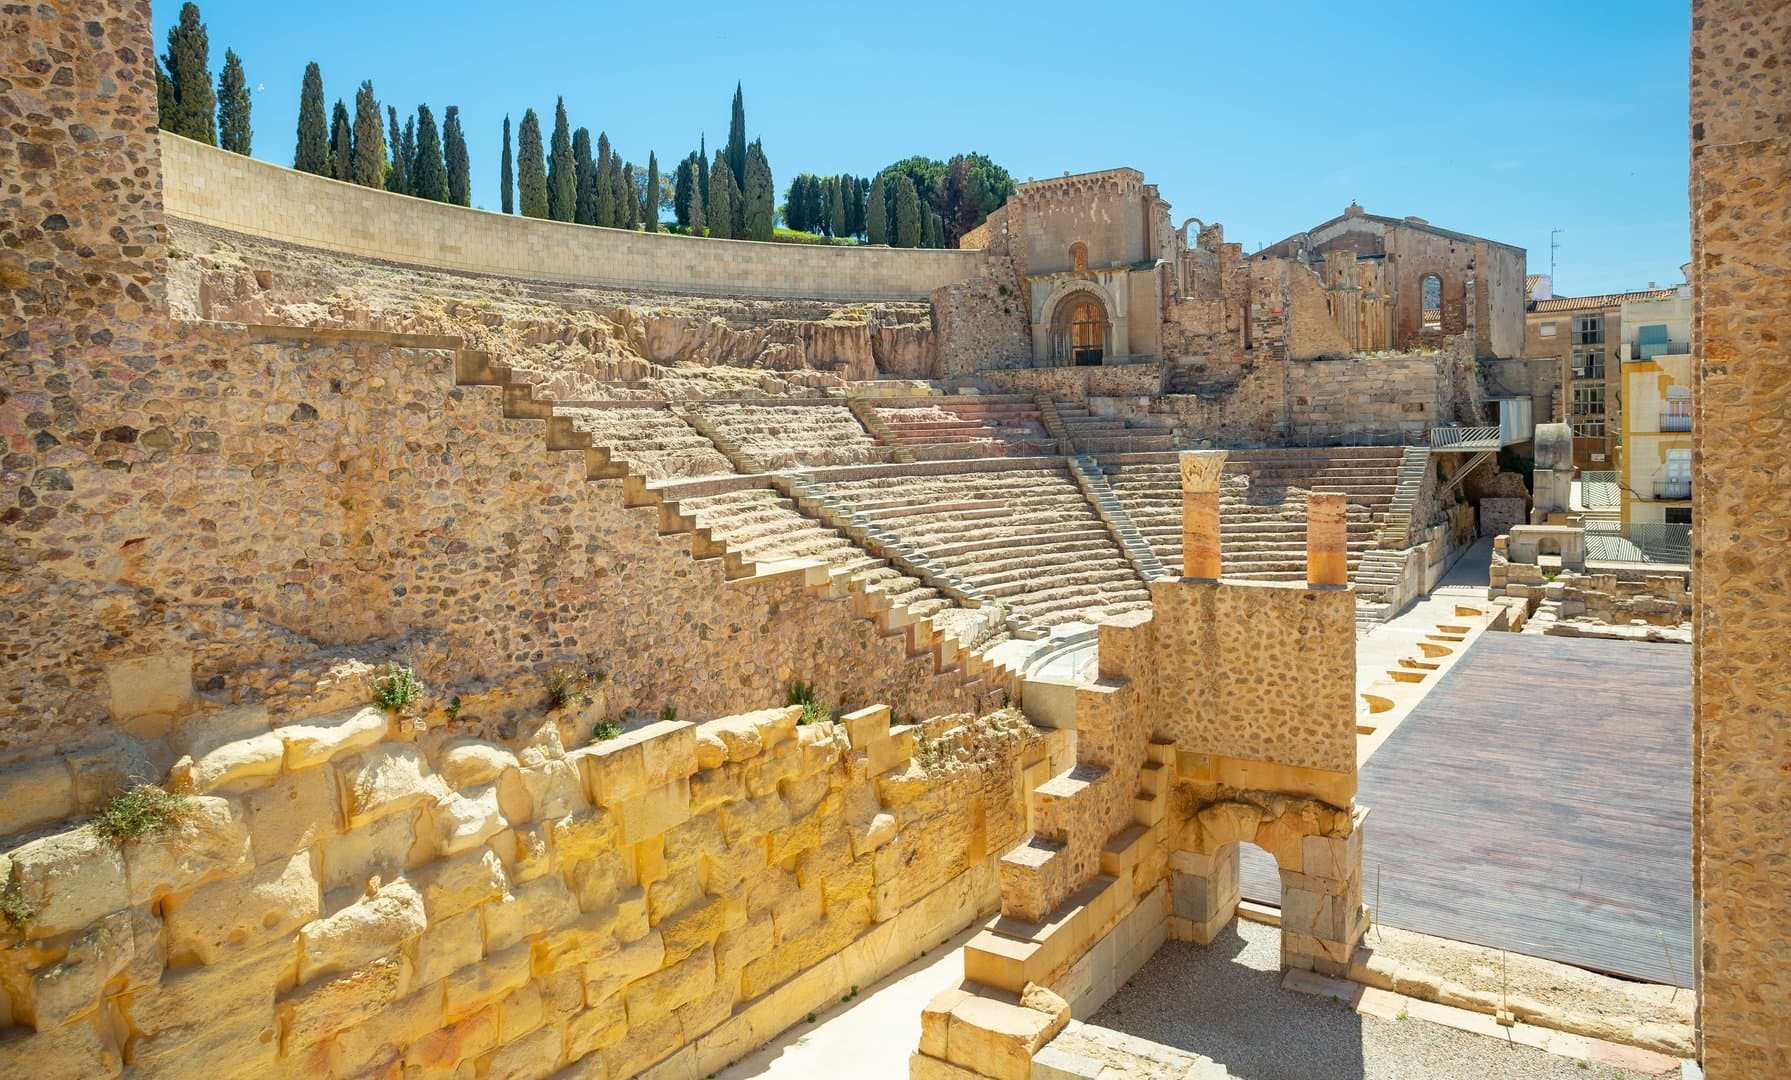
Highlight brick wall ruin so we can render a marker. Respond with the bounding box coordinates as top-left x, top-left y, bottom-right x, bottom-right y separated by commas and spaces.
1689, 1, 1791, 1074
